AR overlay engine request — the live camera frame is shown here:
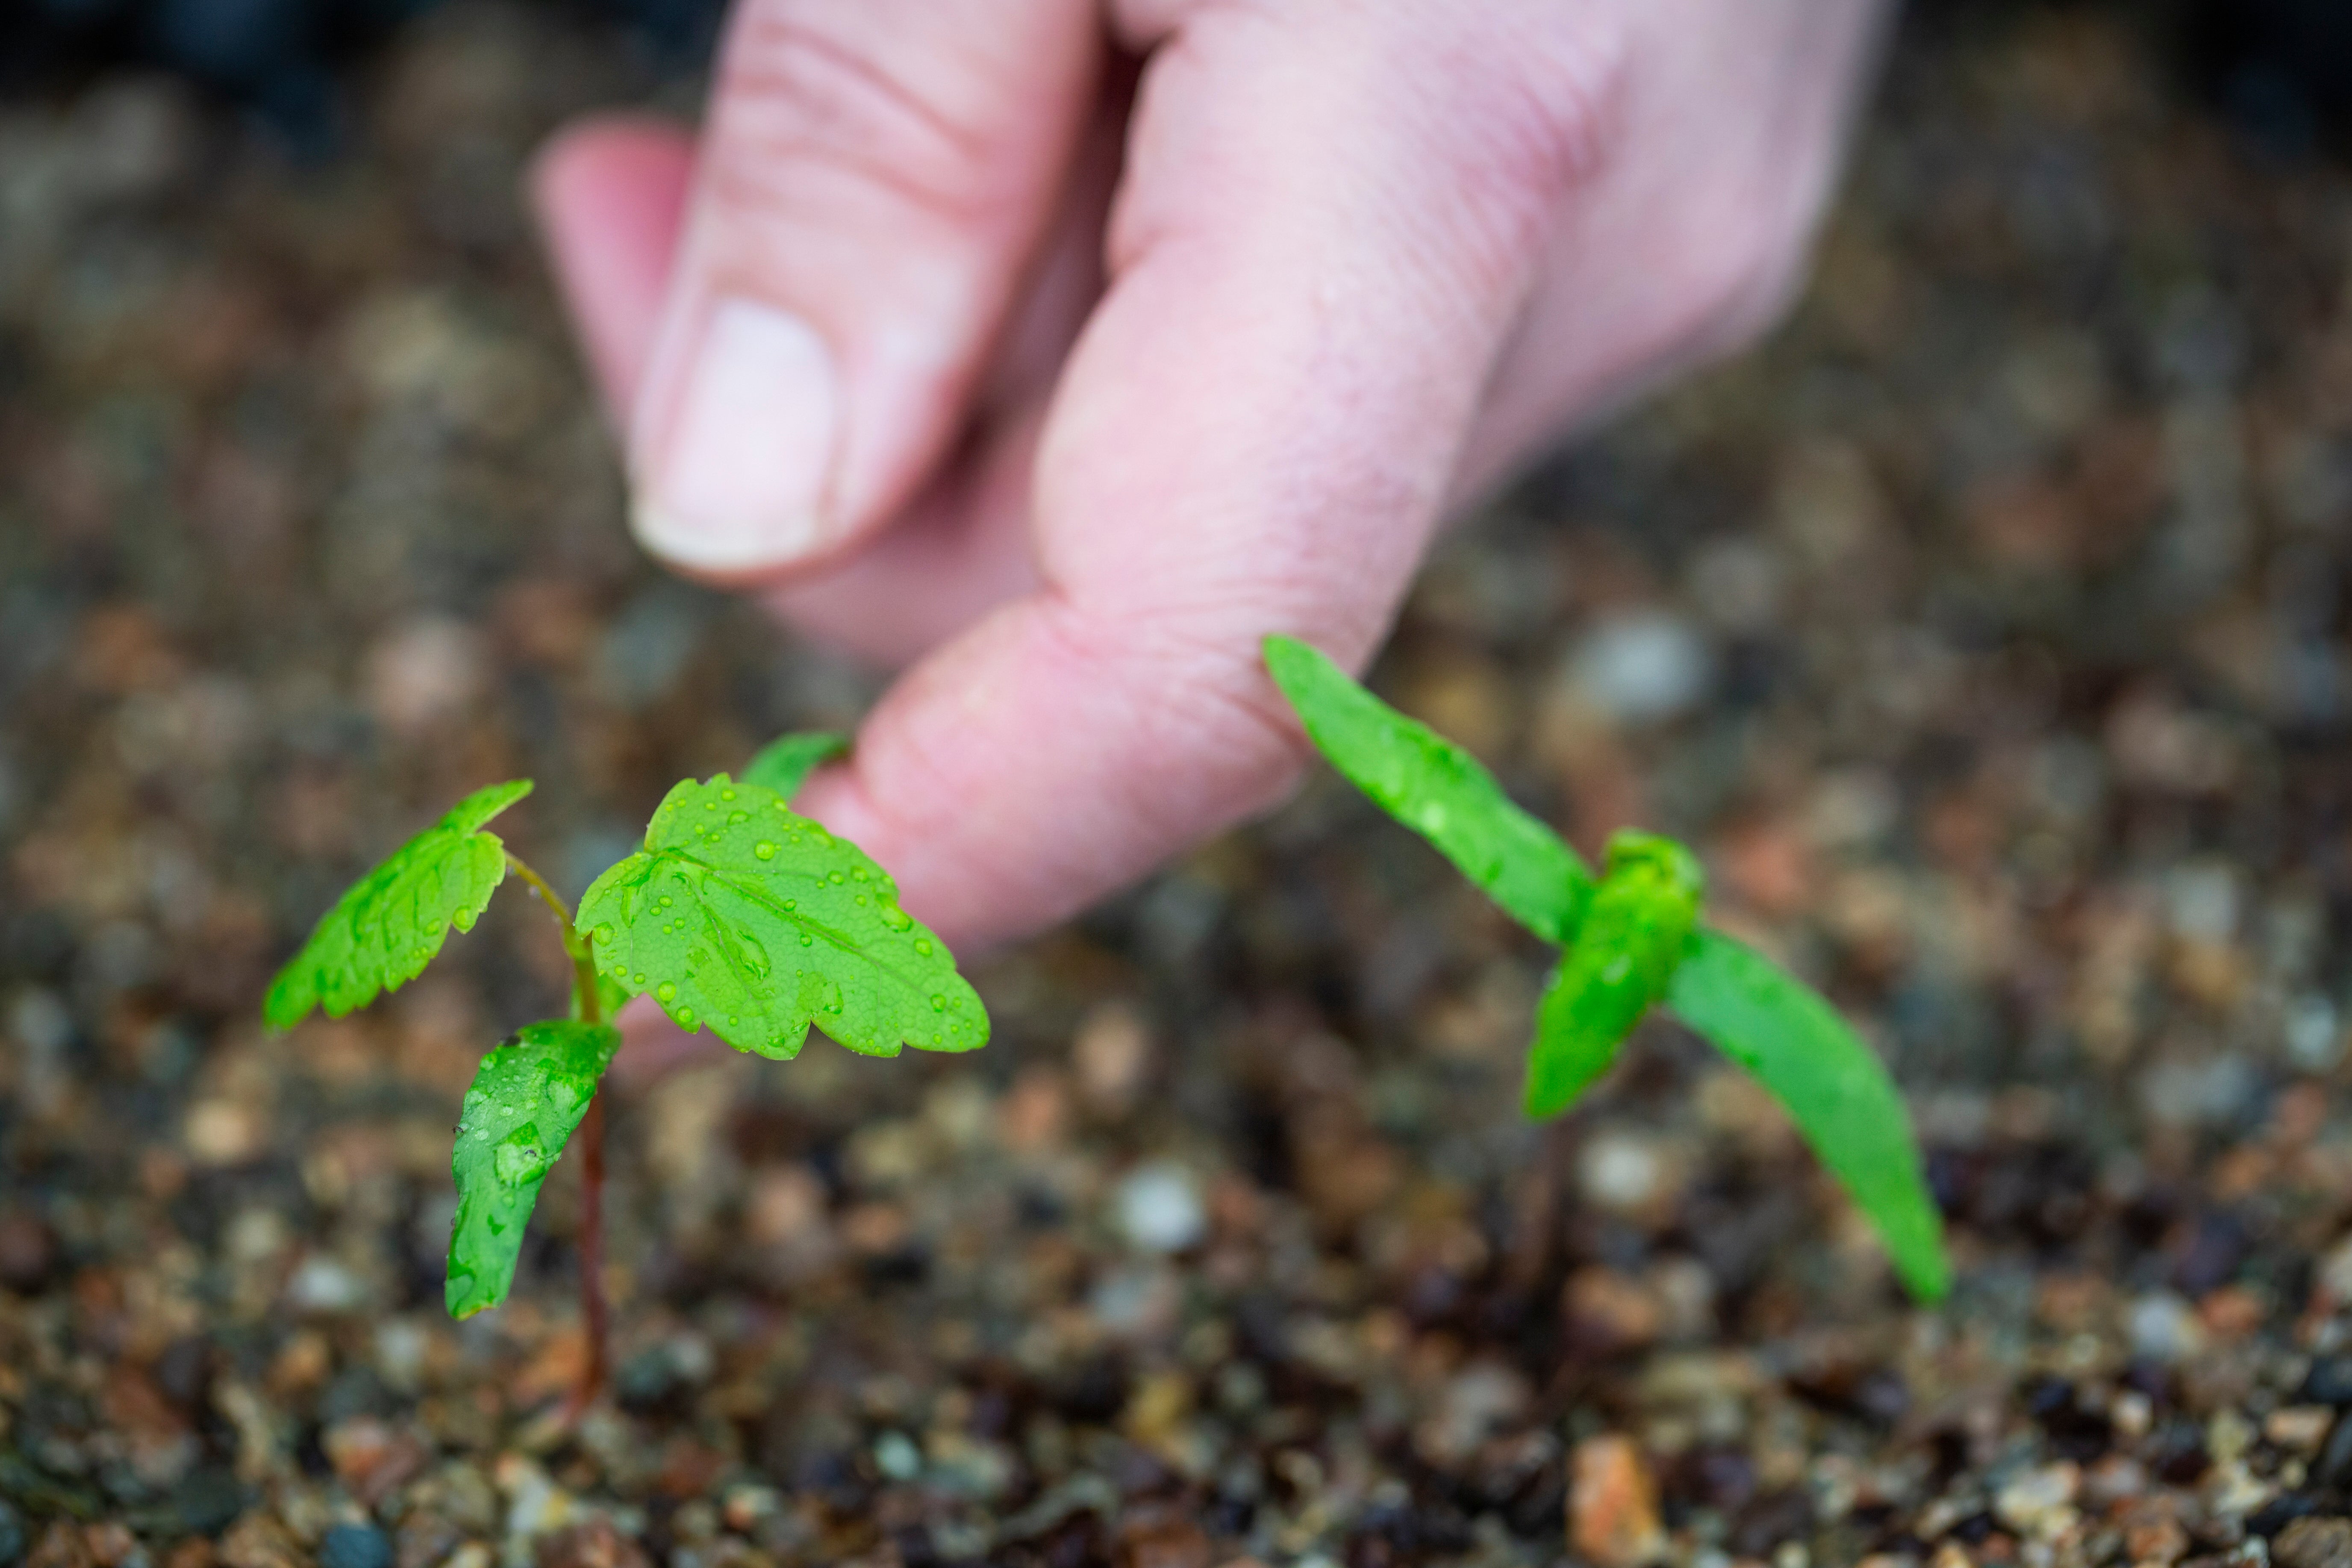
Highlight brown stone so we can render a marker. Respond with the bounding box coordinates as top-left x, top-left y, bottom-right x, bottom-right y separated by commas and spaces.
2277, 1518, 2352, 1568
652, 1437, 728, 1500
2119, 1500, 2187, 1567
1115, 1505, 1213, 1568
0, 1210, 59, 1292
2196, 1282, 2266, 1339
996, 1067, 1070, 1152
533, 1520, 653, 1568
218, 1517, 301, 1568
2267, 1406, 2336, 1454
321, 1415, 431, 1505
1074, 1001, 1155, 1117
1717, 820, 1813, 915
1562, 1266, 1662, 1353
1570, 1434, 1666, 1568
82, 1525, 137, 1568
24, 1524, 94, 1568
